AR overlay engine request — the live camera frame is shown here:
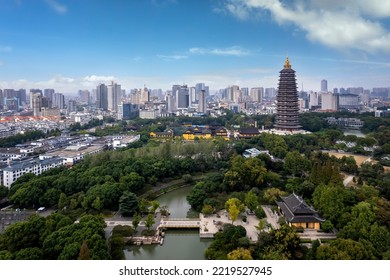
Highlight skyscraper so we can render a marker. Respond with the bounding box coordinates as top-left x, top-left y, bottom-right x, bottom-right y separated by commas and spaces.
198, 90, 206, 114
250, 87, 263, 102
321, 79, 328, 92
176, 85, 189, 109
96, 83, 108, 110
107, 81, 122, 112
275, 57, 301, 131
